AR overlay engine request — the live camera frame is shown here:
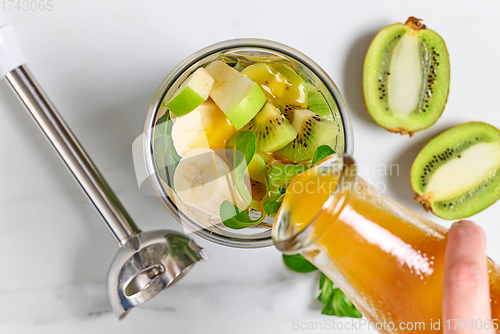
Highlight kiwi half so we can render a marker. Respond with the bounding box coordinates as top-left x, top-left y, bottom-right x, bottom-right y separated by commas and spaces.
411, 122, 500, 219
363, 17, 450, 136
243, 101, 297, 152
277, 108, 338, 163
